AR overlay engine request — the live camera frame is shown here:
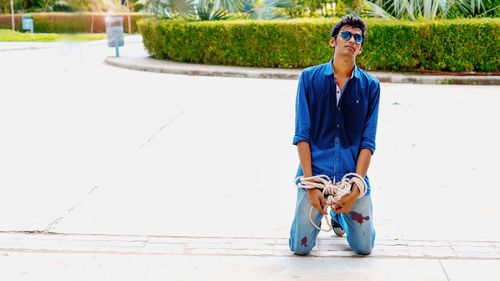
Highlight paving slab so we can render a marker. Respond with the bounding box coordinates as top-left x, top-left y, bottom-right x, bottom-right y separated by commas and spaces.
1, 232, 499, 259
2, 232, 499, 281
0, 251, 451, 281
441, 259, 500, 281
